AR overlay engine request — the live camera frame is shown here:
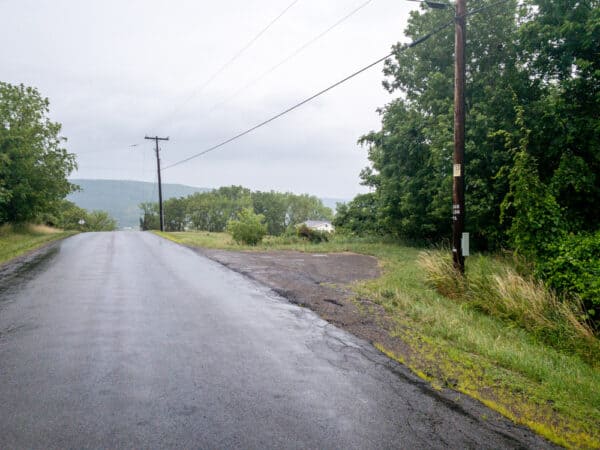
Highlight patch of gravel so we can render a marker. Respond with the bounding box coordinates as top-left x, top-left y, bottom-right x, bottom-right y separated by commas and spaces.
193, 247, 416, 363
198, 249, 378, 319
